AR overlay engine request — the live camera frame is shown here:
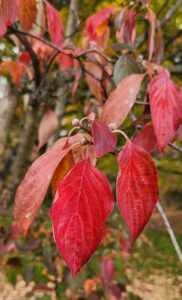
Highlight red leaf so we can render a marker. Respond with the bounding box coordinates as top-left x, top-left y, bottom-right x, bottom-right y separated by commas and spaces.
116, 8, 136, 46
51, 150, 75, 197
123, 9, 136, 45
0, 0, 17, 38
19, 51, 31, 66
101, 257, 115, 285
110, 284, 124, 300
149, 71, 182, 151
145, 9, 156, 61
117, 141, 159, 245
57, 49, 82, 94
119, 237, 130, 253
0, 61, 22, 87
133, 123, 158, 153
18, 0, 37, 31
71, 59, 82, 95
154, 27, 164, 65
46, 2, 64, 46
84, 7, 114, 48
14, 135, 82, 236
101, 74, 145, 127
50, 159, 114, 277
92, 120, 117, 157
38, 109, 59, 150
85, 59, 104, 104
57, 50, 74, 75
72, 144, 97, 166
